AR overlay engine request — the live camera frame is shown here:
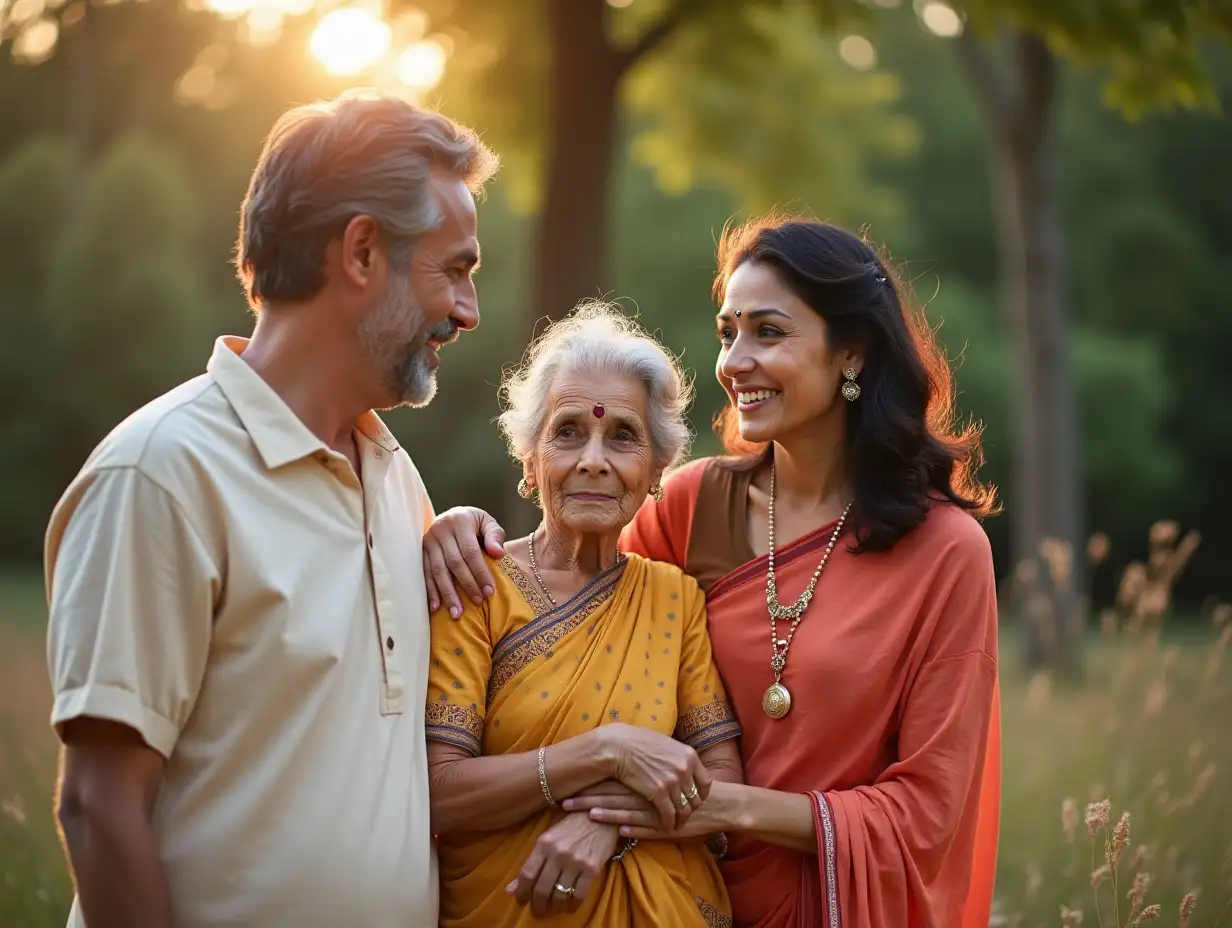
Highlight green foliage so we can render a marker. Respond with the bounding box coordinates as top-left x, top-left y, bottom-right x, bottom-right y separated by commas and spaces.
414, 0, 911, 218
0, 134, 221, 559
959, 0, 1232, 117
624, 2, 918, 224
917, 277, 1186, 556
